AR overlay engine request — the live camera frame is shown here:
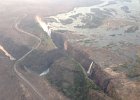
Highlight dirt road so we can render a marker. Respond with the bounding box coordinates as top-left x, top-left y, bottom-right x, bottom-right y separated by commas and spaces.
14, 15, 46, 100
